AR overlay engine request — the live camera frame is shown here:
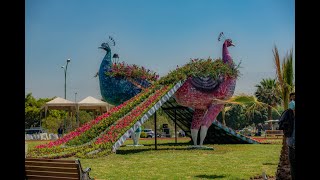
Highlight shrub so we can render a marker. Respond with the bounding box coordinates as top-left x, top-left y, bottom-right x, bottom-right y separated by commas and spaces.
140, 132, 147, 138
